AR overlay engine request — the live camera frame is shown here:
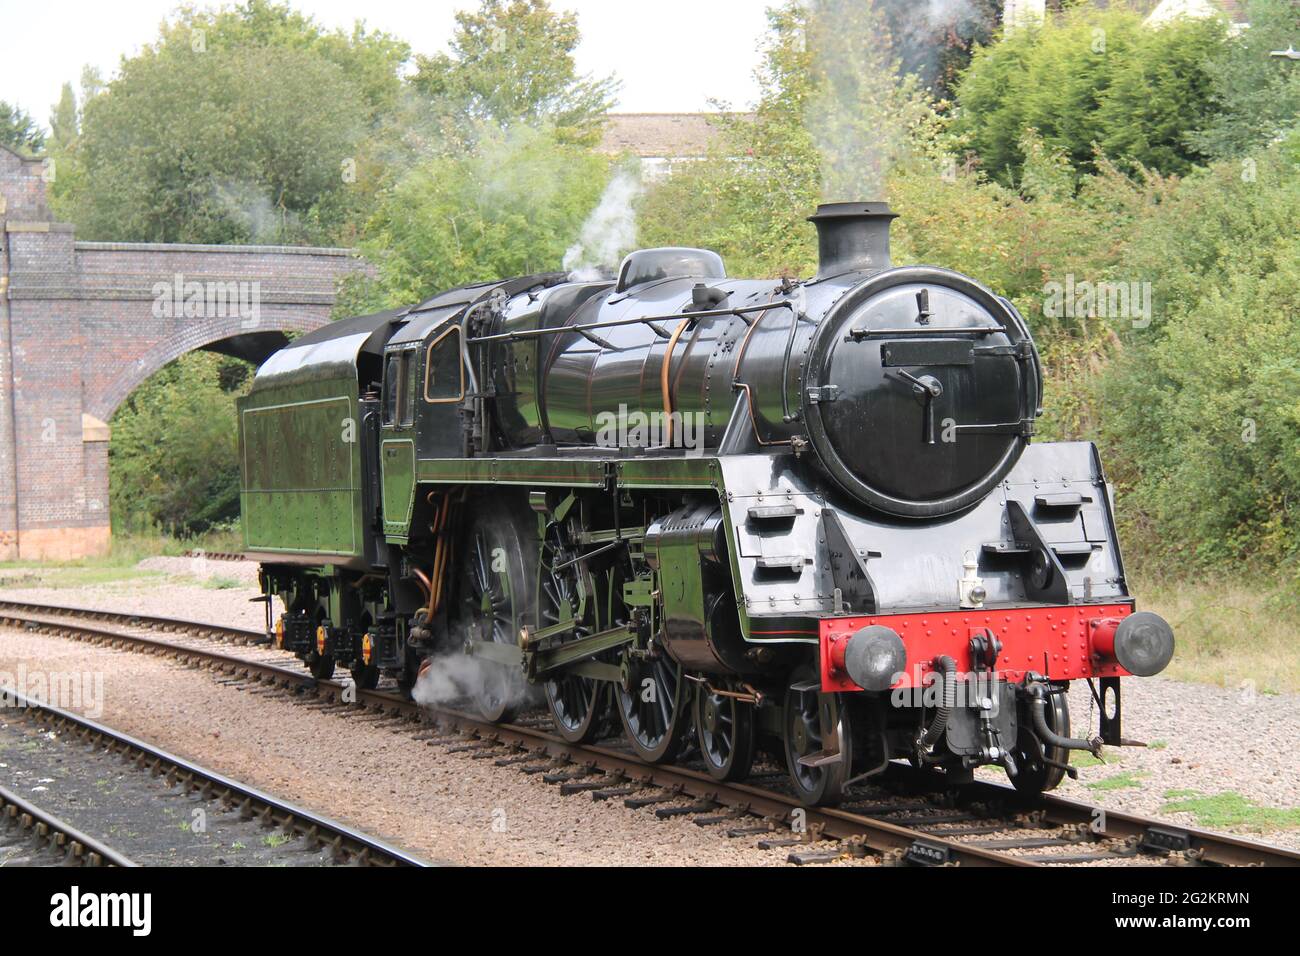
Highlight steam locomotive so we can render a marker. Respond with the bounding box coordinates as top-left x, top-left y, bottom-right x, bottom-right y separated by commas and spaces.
238, 202, 1174, 805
